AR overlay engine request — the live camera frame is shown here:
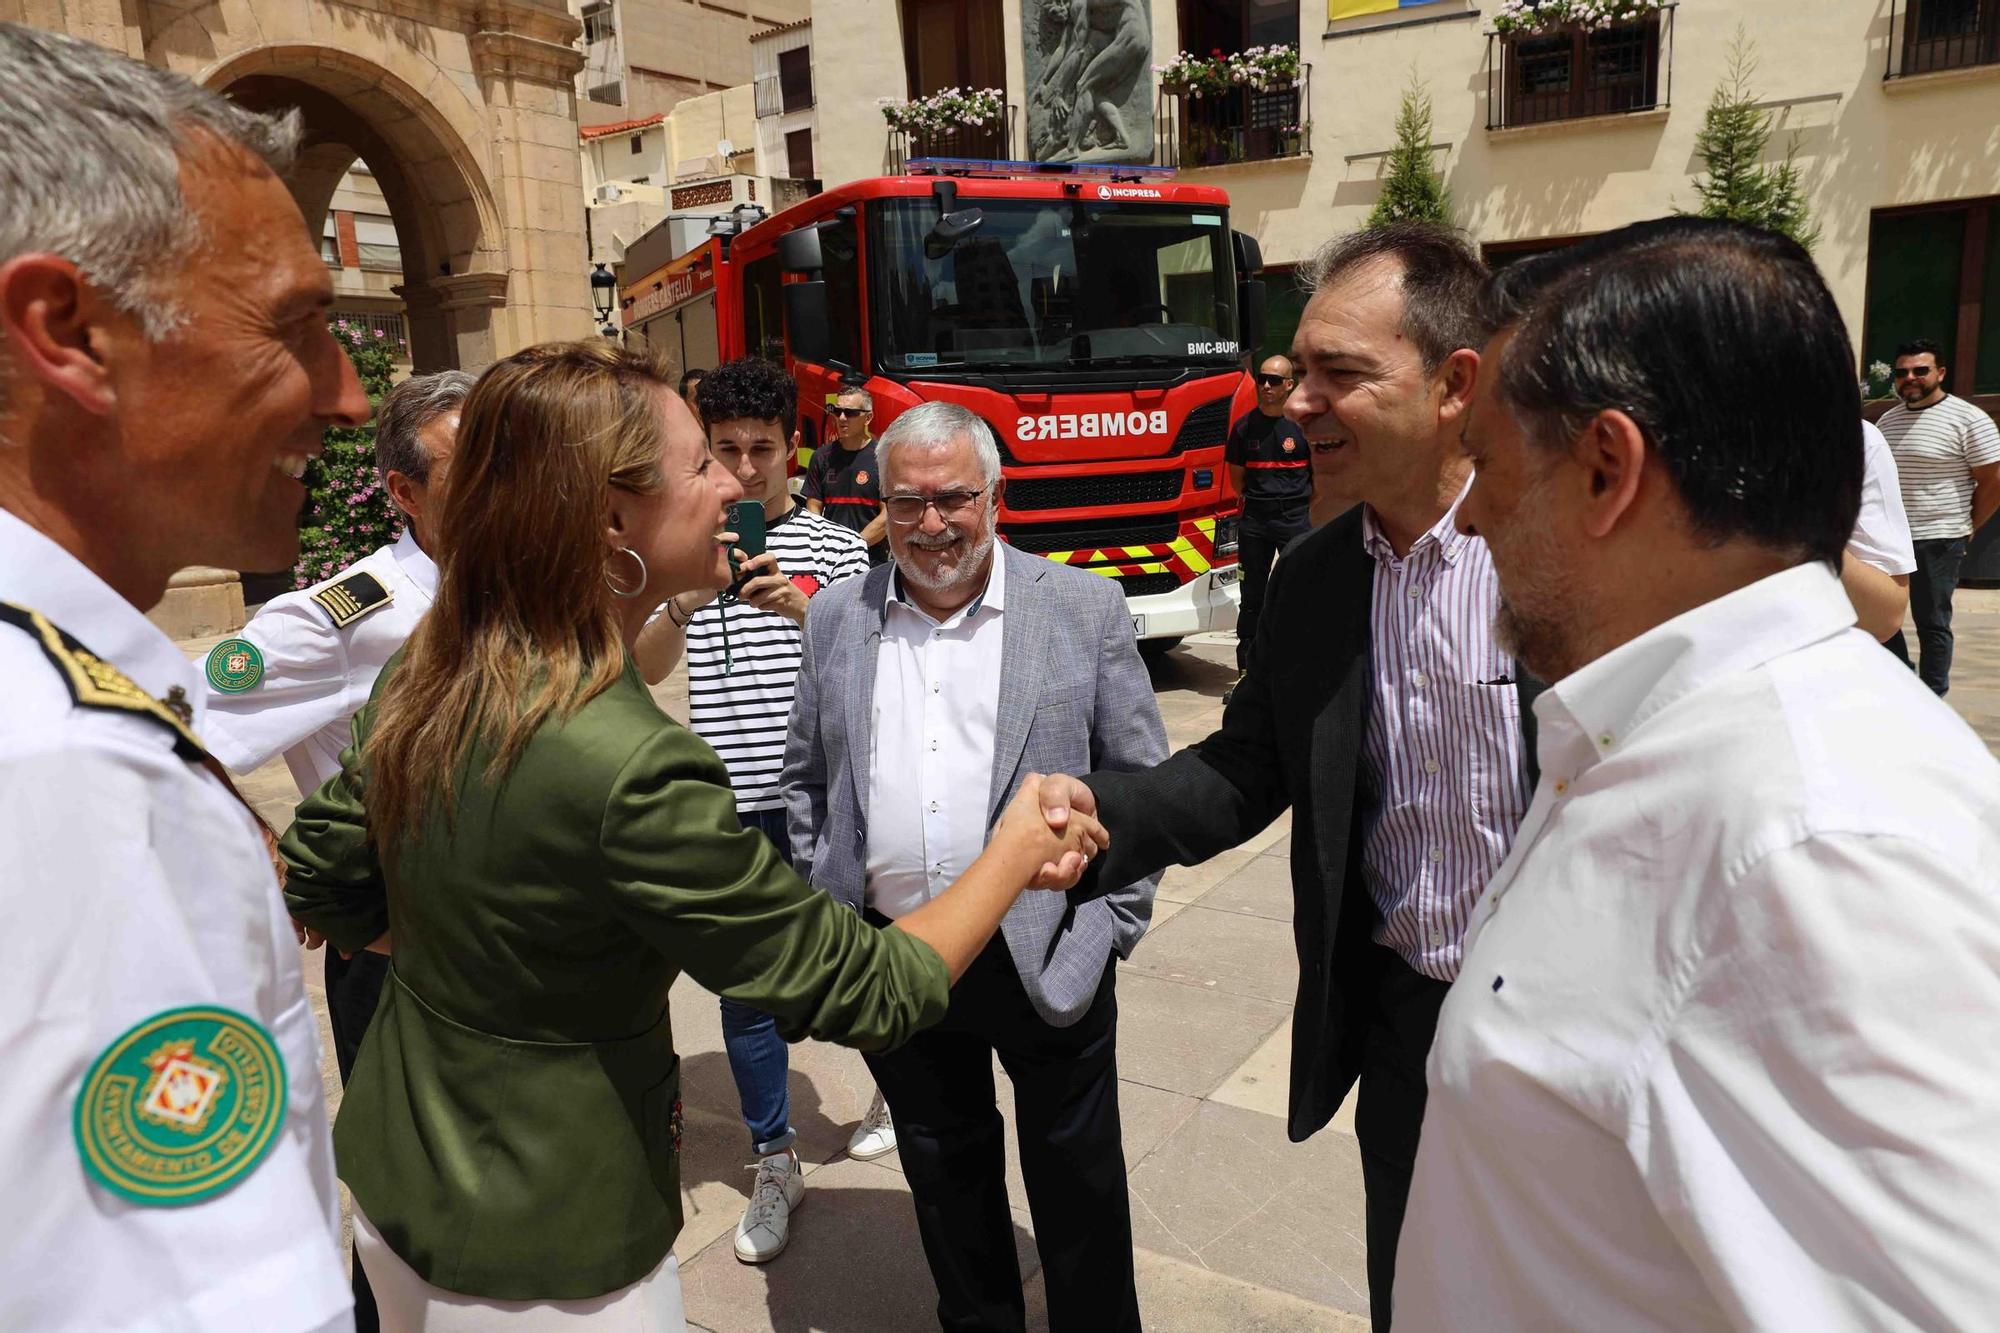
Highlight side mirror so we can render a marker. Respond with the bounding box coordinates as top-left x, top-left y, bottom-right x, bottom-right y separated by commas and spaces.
1238, 278, 1267, 358
924, 208, 985, 260
784, 279, 833, 367
1231, 229, 1264, 277
778, 225, 824, 275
